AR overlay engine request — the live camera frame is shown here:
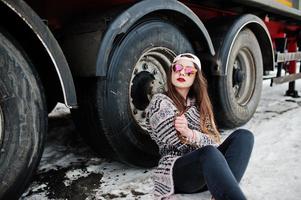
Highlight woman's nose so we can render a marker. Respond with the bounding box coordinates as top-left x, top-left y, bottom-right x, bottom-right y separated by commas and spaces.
179, 69, 186, 76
